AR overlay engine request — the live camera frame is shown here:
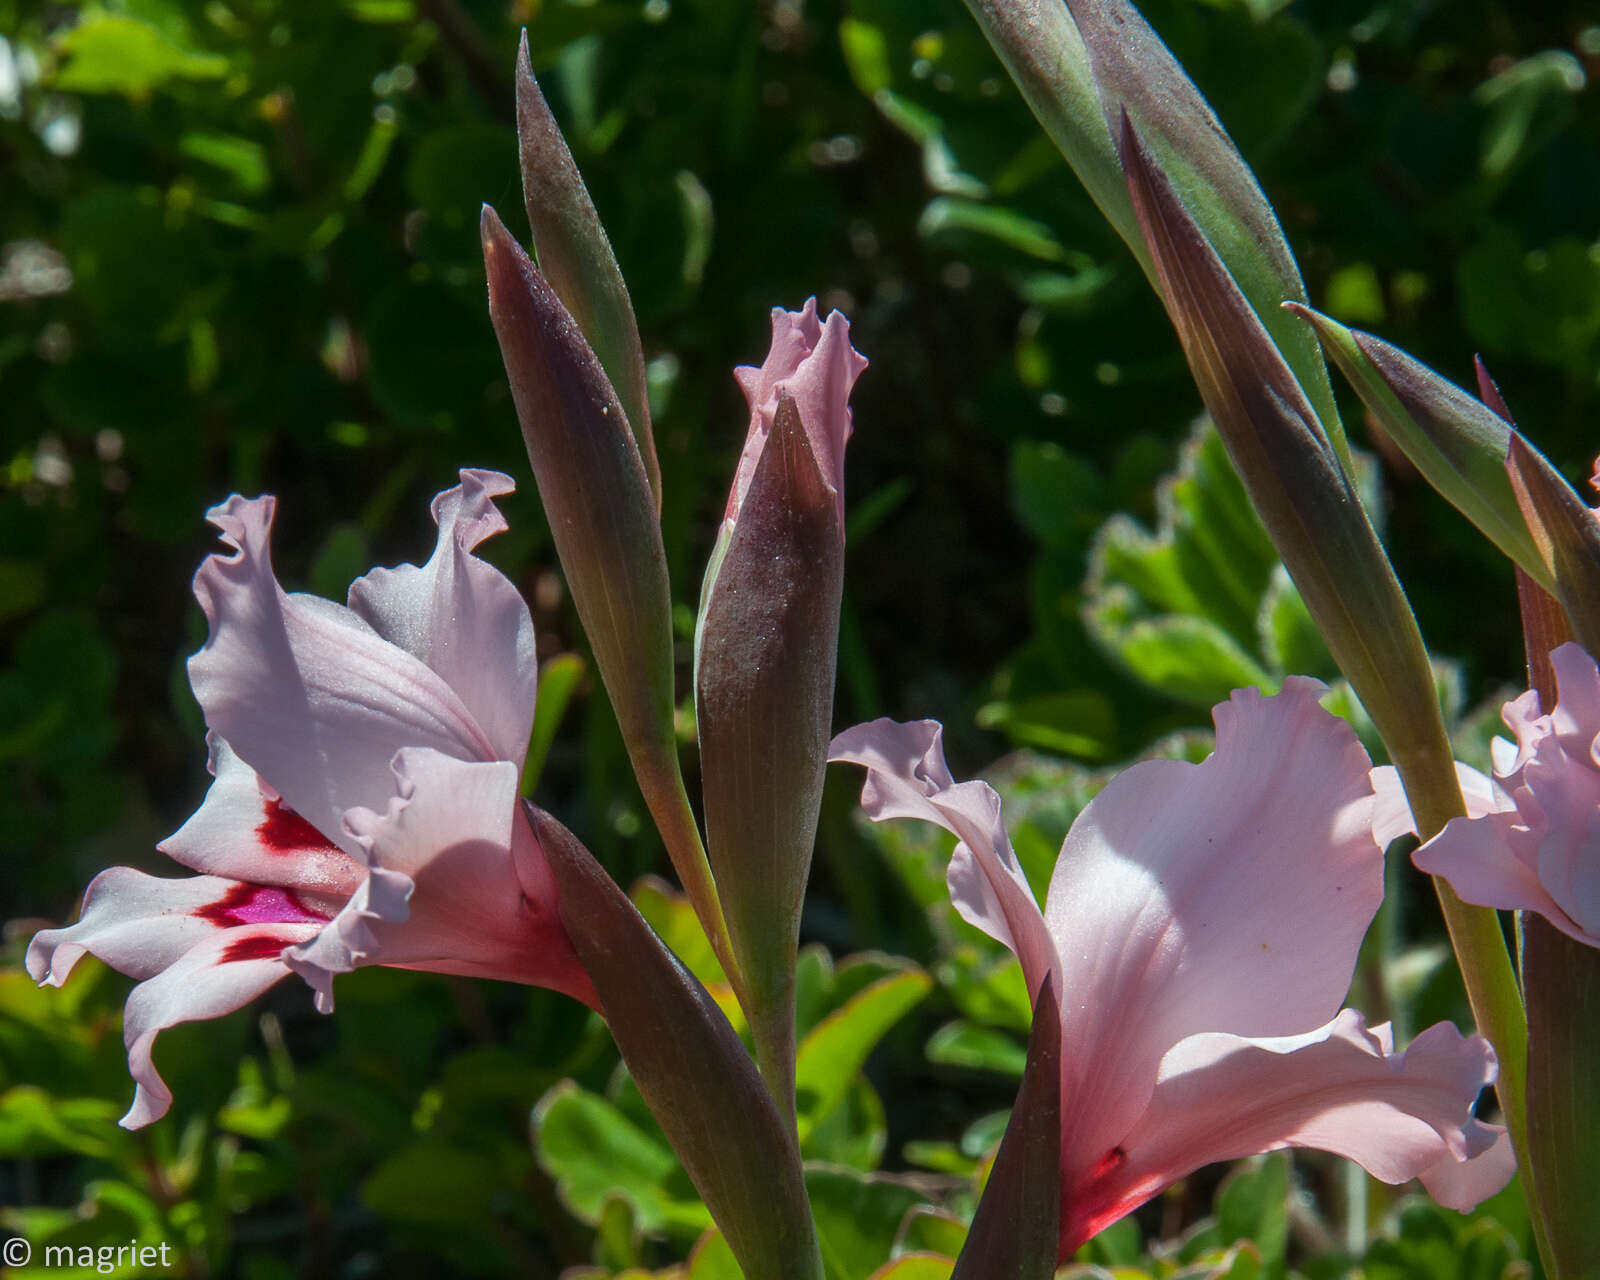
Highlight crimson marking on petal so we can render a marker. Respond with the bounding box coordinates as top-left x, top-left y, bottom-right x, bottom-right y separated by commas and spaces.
221, 934, 292, 963
1089, 1146, 1127, 1181
257, 797, 340, 855
195, 882, 331, 928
